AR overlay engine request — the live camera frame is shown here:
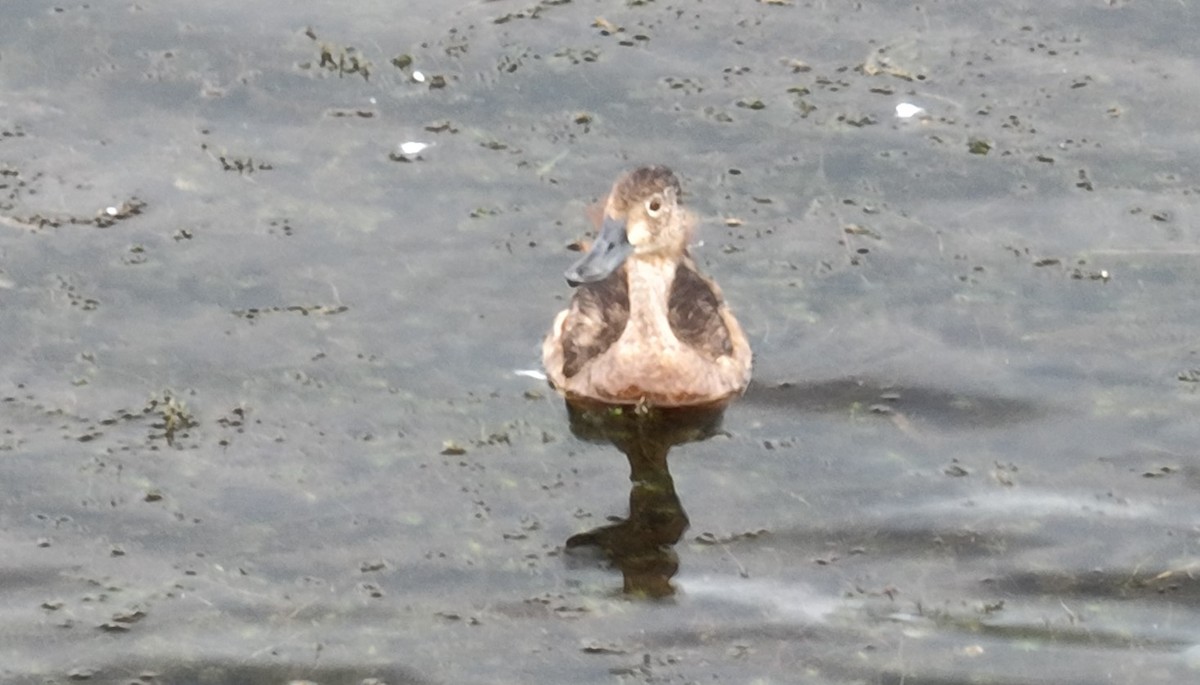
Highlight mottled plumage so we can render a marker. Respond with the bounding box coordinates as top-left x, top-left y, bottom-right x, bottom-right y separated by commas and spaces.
543, 166, 751, 407
560, 271, 628, 378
